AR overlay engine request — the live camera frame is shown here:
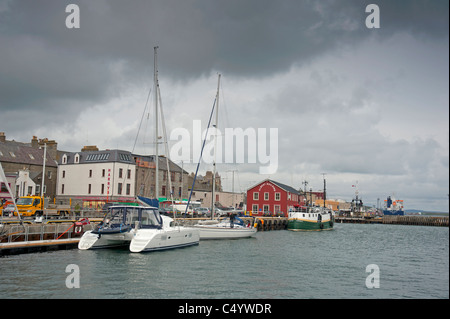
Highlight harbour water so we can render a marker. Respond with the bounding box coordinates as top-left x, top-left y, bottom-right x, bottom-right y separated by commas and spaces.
0, 223, 448, 299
